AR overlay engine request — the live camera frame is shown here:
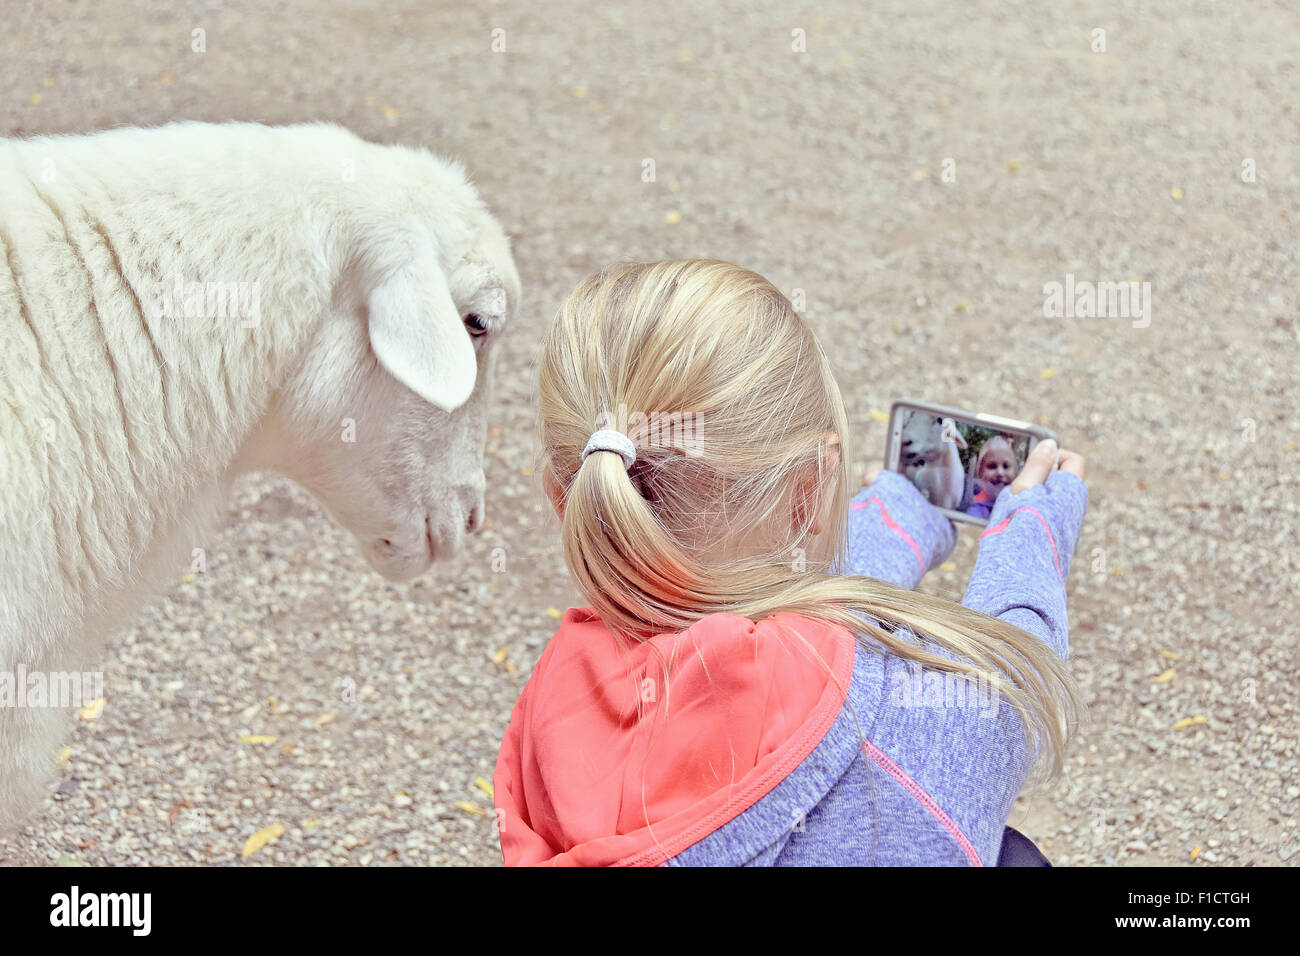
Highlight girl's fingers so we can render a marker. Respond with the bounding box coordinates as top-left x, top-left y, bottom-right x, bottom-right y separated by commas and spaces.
863, 462, 885, 486
1056, 449, 1086, 479
1010, 439, 1057, 493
